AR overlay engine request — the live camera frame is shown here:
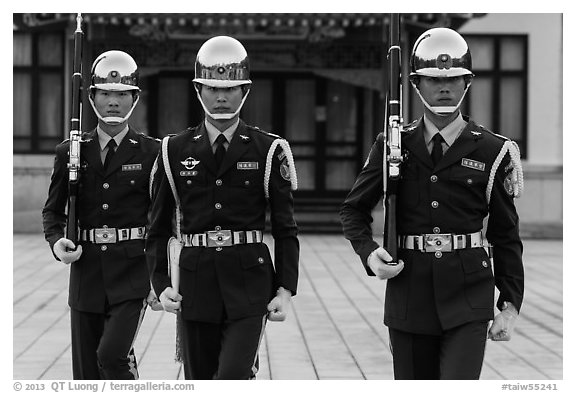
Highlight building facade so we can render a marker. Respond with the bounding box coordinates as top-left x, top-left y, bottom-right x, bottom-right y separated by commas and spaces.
13, 13, 562, 237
